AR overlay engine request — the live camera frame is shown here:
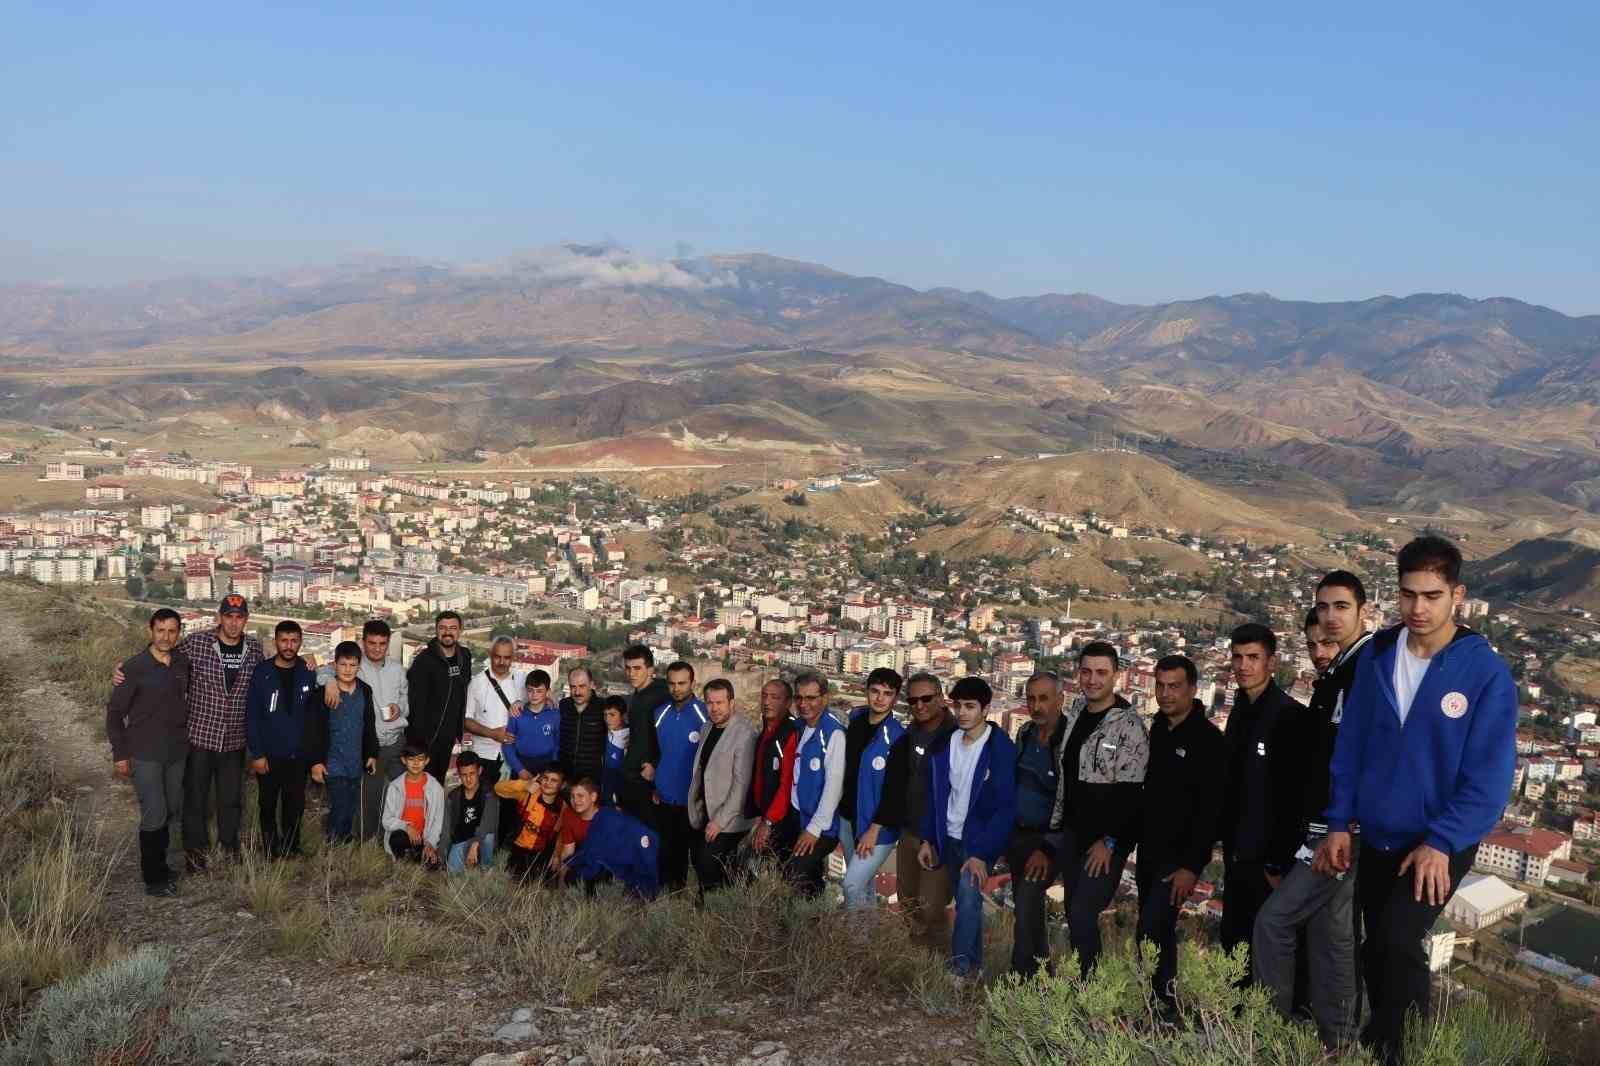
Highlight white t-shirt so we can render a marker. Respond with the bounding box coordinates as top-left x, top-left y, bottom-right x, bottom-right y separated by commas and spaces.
1392, 639, 1431, 726
946, 724, 990, 841
463, 668, 524, 760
